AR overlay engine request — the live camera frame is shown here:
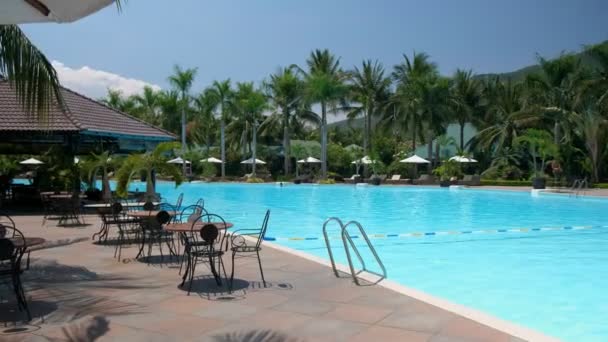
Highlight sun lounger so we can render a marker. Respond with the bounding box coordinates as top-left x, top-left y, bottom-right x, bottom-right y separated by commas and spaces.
413, 174, 437, 185
458, 174, 481, 186
344, 174, 362, 184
